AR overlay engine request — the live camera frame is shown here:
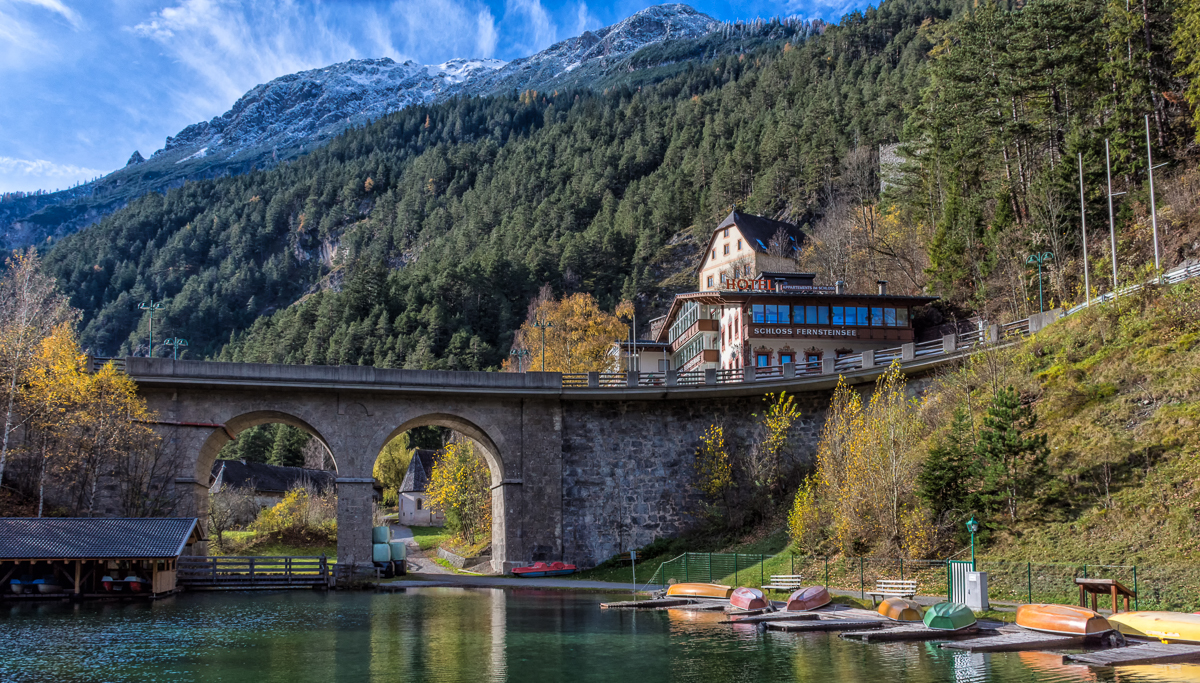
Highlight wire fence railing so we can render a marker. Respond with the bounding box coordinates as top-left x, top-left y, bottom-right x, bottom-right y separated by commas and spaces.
642, 552, 1200, 611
